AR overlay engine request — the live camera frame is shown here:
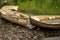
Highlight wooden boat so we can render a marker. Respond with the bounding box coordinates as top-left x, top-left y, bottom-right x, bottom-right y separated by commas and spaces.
30, 15, 60, 29
1, 9, 60, 29
1, 10, 29, 27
